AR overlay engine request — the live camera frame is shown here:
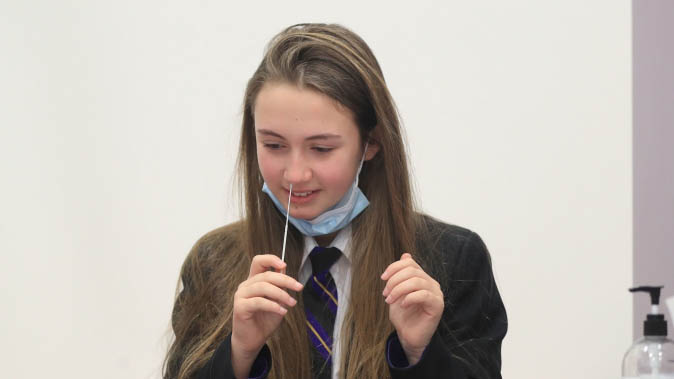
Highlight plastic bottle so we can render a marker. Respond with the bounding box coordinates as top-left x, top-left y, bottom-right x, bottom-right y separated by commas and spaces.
622, 286, 674, 378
